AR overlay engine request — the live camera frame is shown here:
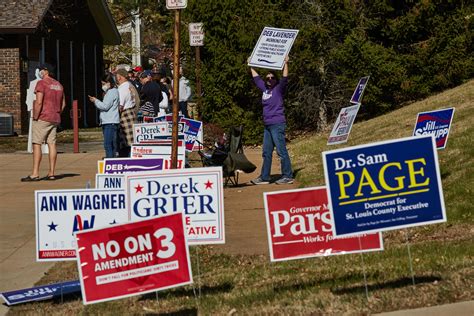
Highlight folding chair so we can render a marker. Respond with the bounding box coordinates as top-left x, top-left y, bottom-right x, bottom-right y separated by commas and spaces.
198, 126, 256, 186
